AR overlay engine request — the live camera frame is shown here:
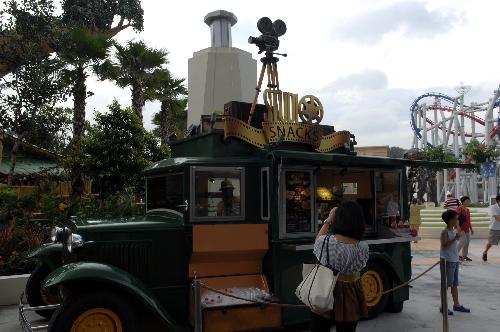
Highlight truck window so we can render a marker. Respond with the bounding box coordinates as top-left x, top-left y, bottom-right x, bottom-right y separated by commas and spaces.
281, 170, 315, 237
191, 167, 245, 221
146, 174, 184, 212
316, 168, 375, 232
375, 171, 402, 228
